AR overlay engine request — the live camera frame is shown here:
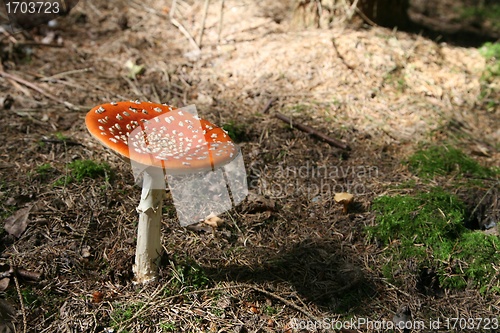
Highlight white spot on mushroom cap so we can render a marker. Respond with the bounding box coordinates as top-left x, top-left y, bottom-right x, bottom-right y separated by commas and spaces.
98, 118, 107, 124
